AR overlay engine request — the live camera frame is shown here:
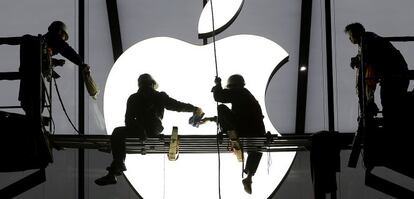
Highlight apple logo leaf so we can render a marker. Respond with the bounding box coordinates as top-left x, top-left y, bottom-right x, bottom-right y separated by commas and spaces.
198, 0, 244, 38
